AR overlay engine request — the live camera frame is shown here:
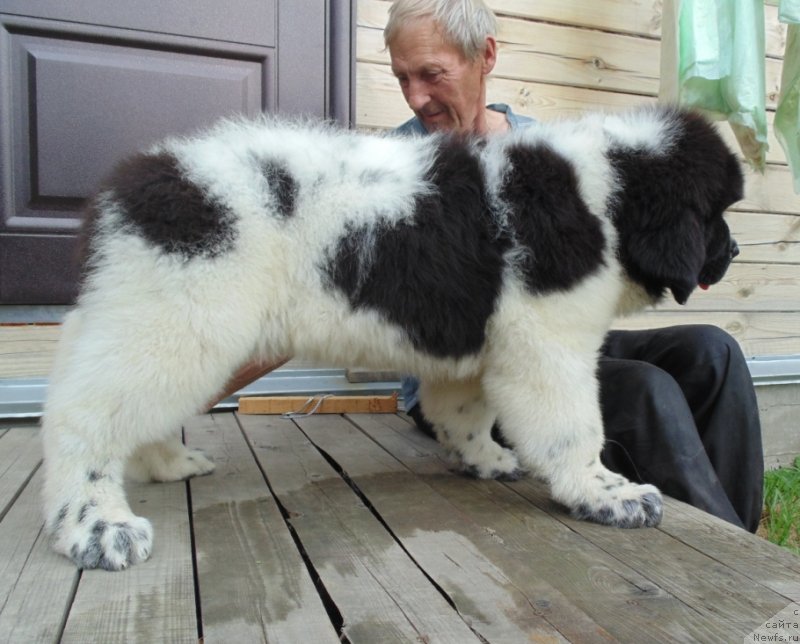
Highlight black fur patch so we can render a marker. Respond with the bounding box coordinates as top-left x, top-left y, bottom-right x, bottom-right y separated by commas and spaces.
324, 137, 511, 359
608, 109, 742, 304
500, 143, 606, 293
70, 520, 108, 569
53, 504, 69, 531
262, 160, 298, 218
113, 522, 133, 555
108, 152, 236, 260
77, 499, 97, 524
